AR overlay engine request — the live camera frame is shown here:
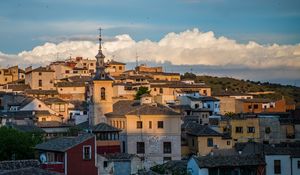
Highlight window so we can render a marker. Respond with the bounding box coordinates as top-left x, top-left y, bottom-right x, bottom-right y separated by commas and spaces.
39, 72, 42, 76
163, 142, 172, 154
149, 121, 152, 129
103, 161, 108, 168
248, 105, 252, 109
65, 70, 70, 74
207, 138, 213, 147
42, 118, 46, 122
236, 127, 243, 133
154, 88, 157, 91
119, 66, 122, 70
83, 146, 92, 160
59, 104, 65, 112
203, 90, 207, 95
90, 63, 94, 66
274, 160, 281, 174
247, 127, 255, 133
101, 87, 105, 100
158, 121, 164, 128
159, 88, 163, 94
38, 80, 42, 87
137, 121, 143, 129
227, 141, 231, 145
136, 142, 145, 154
195, 104, 199, 109
207, 104, 211, 108
254, 104, 258, 109
297, 160, 300, 169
